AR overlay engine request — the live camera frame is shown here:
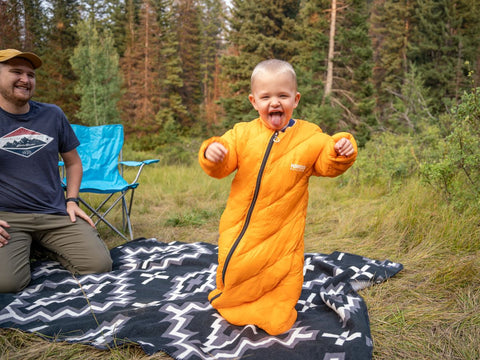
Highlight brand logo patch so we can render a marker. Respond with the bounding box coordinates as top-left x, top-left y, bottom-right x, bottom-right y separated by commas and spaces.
0, 127, 53, 158
290, 163, 306, 172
